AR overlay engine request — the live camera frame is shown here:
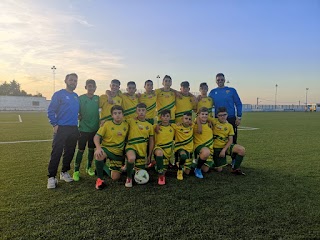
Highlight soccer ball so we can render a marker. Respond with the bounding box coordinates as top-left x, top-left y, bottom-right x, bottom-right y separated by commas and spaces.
134, 169, 149, 184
